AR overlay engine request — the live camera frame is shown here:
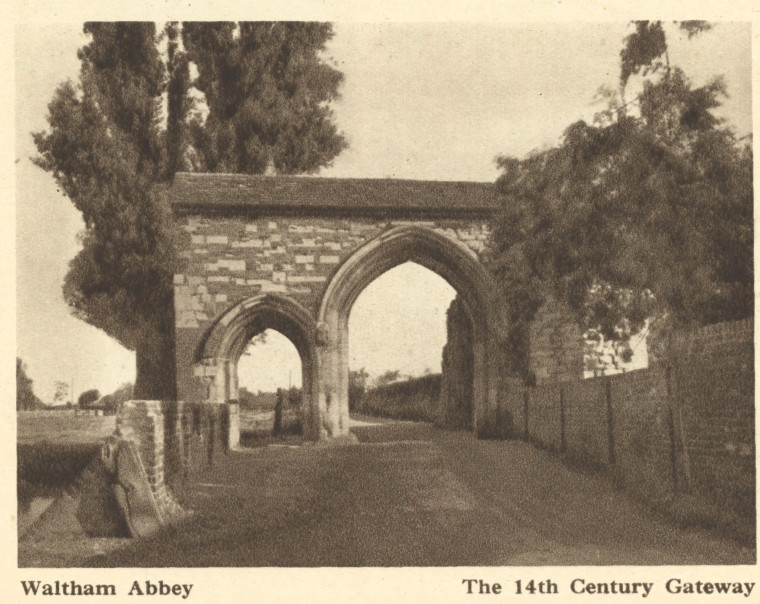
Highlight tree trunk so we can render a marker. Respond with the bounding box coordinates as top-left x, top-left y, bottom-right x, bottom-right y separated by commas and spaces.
133, 317, 177, 401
